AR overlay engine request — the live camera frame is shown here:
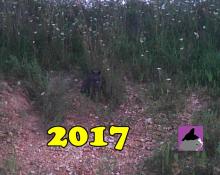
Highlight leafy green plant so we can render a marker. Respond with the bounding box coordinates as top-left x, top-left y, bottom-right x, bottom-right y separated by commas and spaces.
3, 148, 18, 175
96, 154, 117, 175
39, 73, 71, 127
